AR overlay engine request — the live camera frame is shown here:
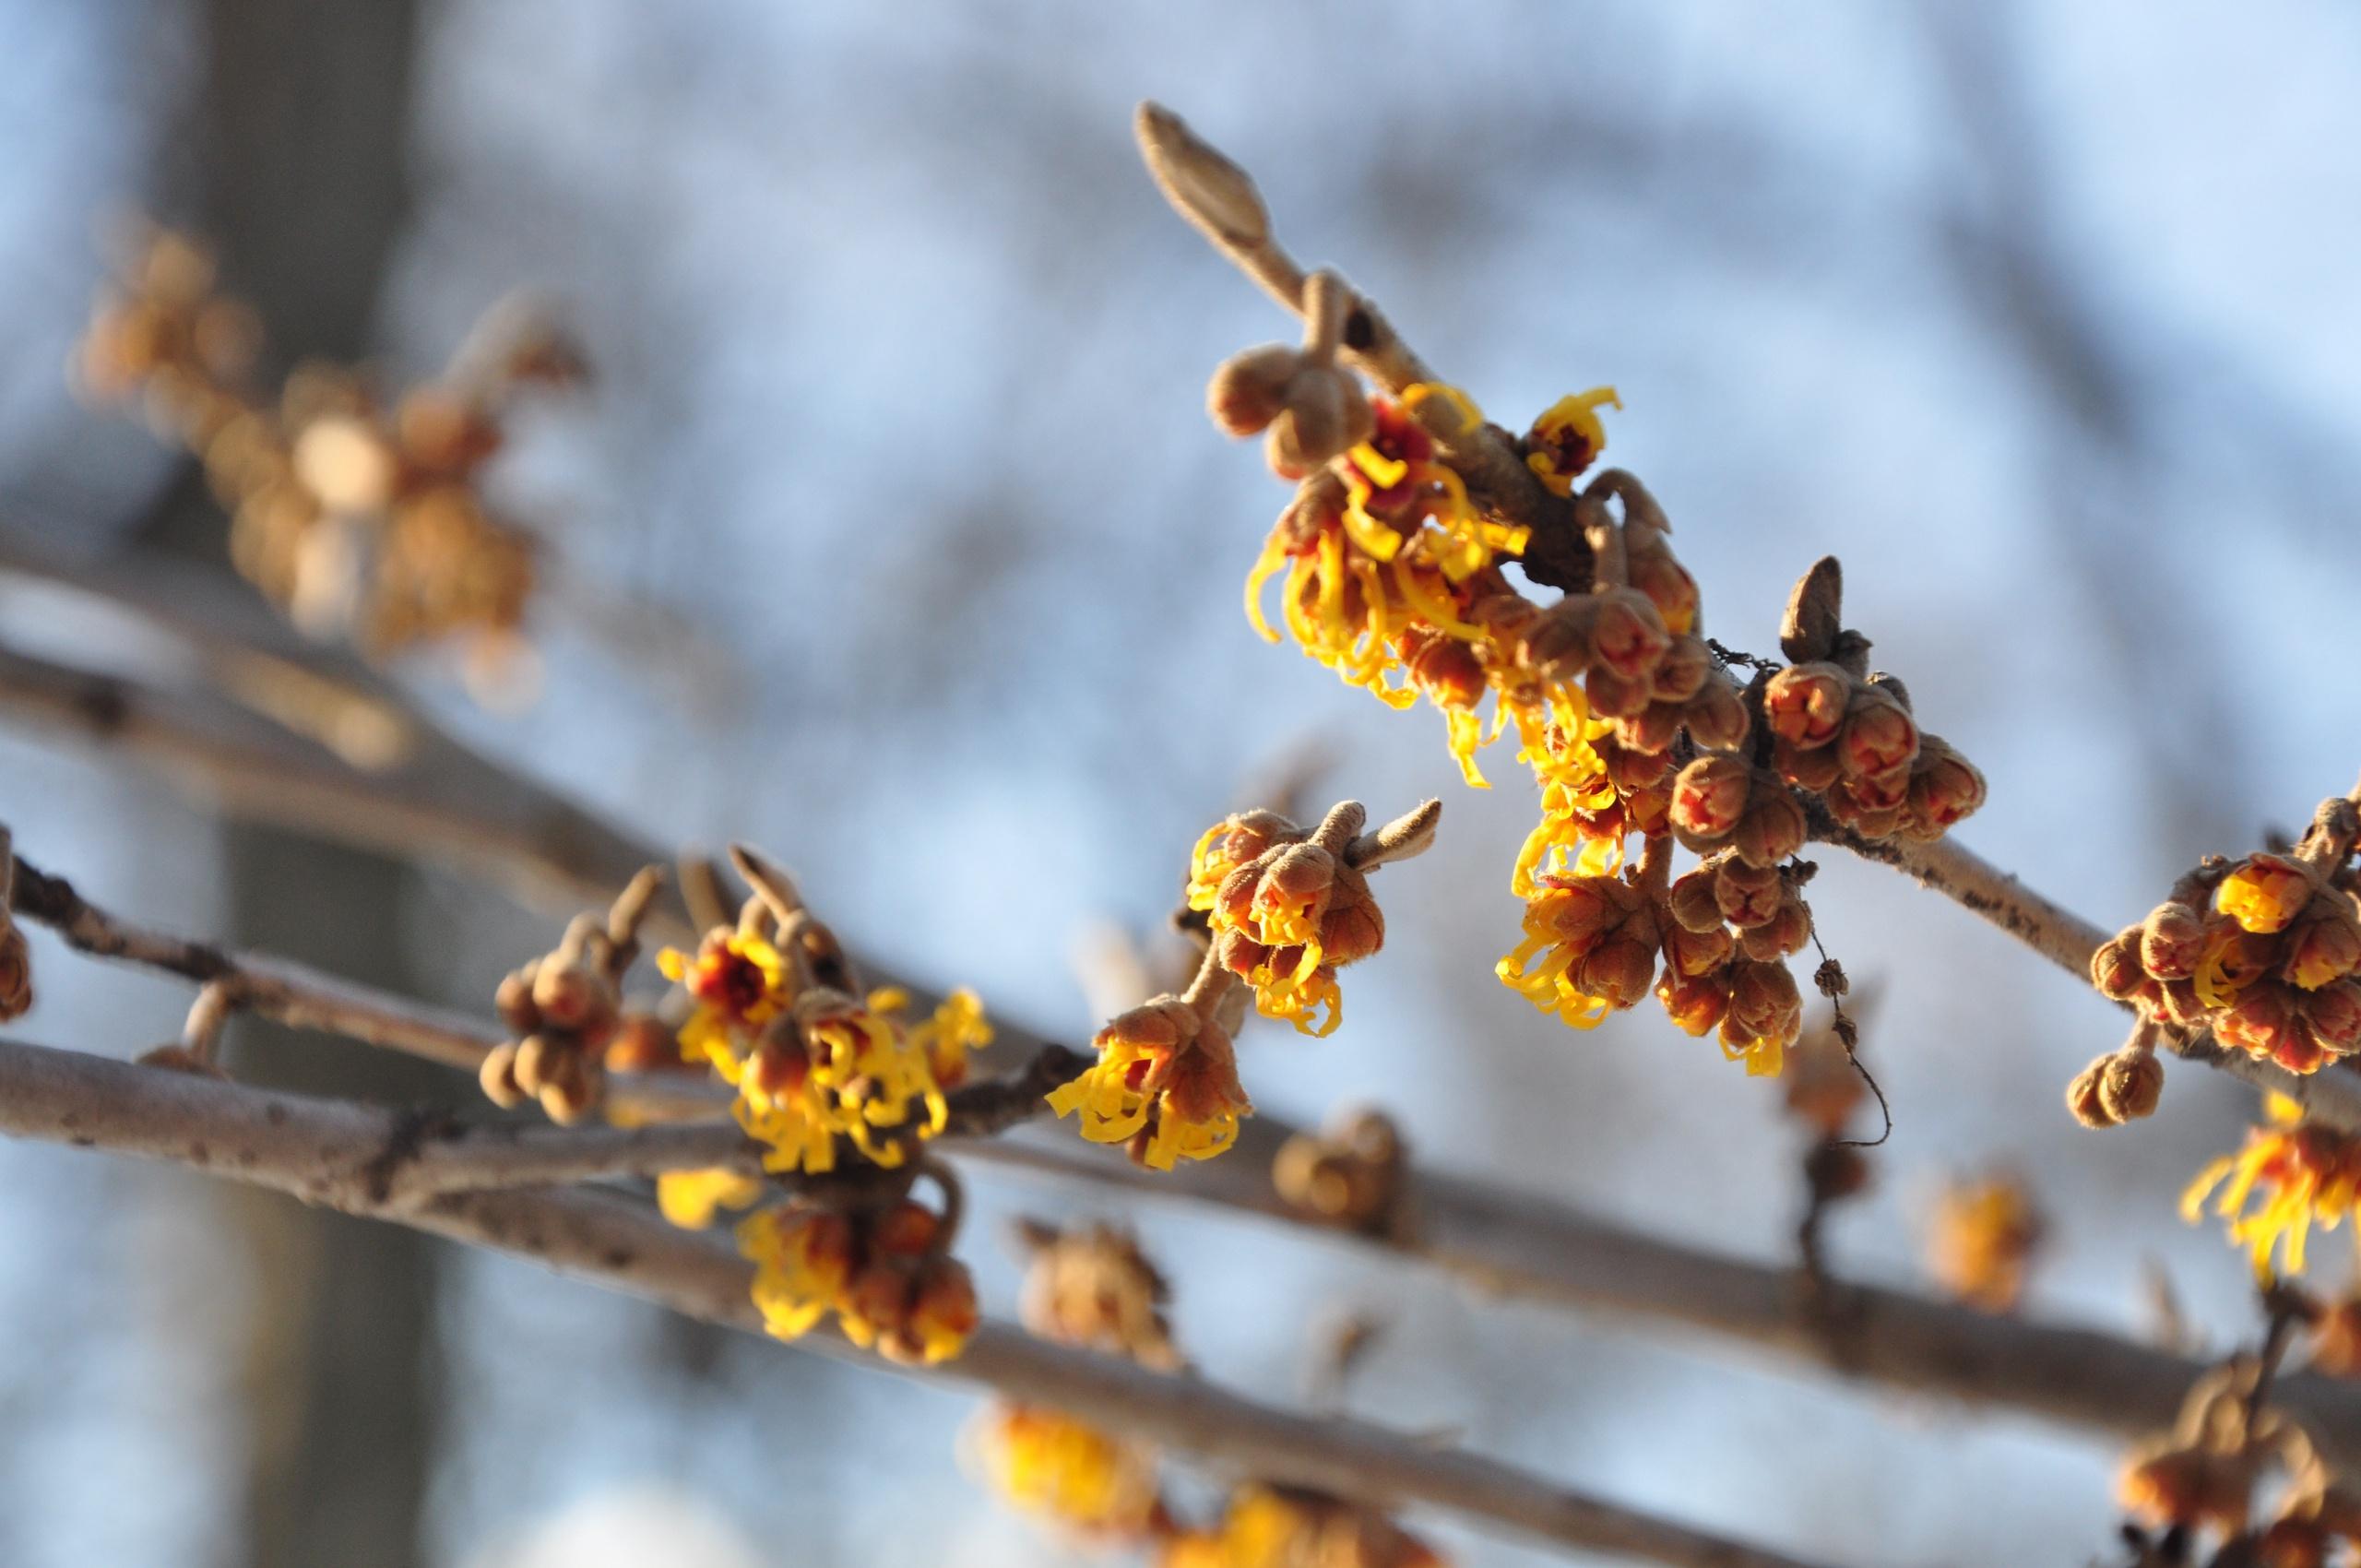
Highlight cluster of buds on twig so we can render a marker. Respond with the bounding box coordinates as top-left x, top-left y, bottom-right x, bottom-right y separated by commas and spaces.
973, 1200, 1445, 1564
482, 866, 666, 1123
1924, 1172, 2044, 1314
737, 1160, 977, 1364
1188, 798, 1438, 1037
2117, 1329, 2357, 1568
655, 846, 990, 1174
1050, 799, 1435, 1171
0, 830, 30, 1023
2087, 790, 2361, 1127
1275, 1106, 1407, 1237
1175, 151, 1990, 1090
2183, 1095, 2361, 1280
77, 225, 585, 692
1762, 558, 1987, 844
